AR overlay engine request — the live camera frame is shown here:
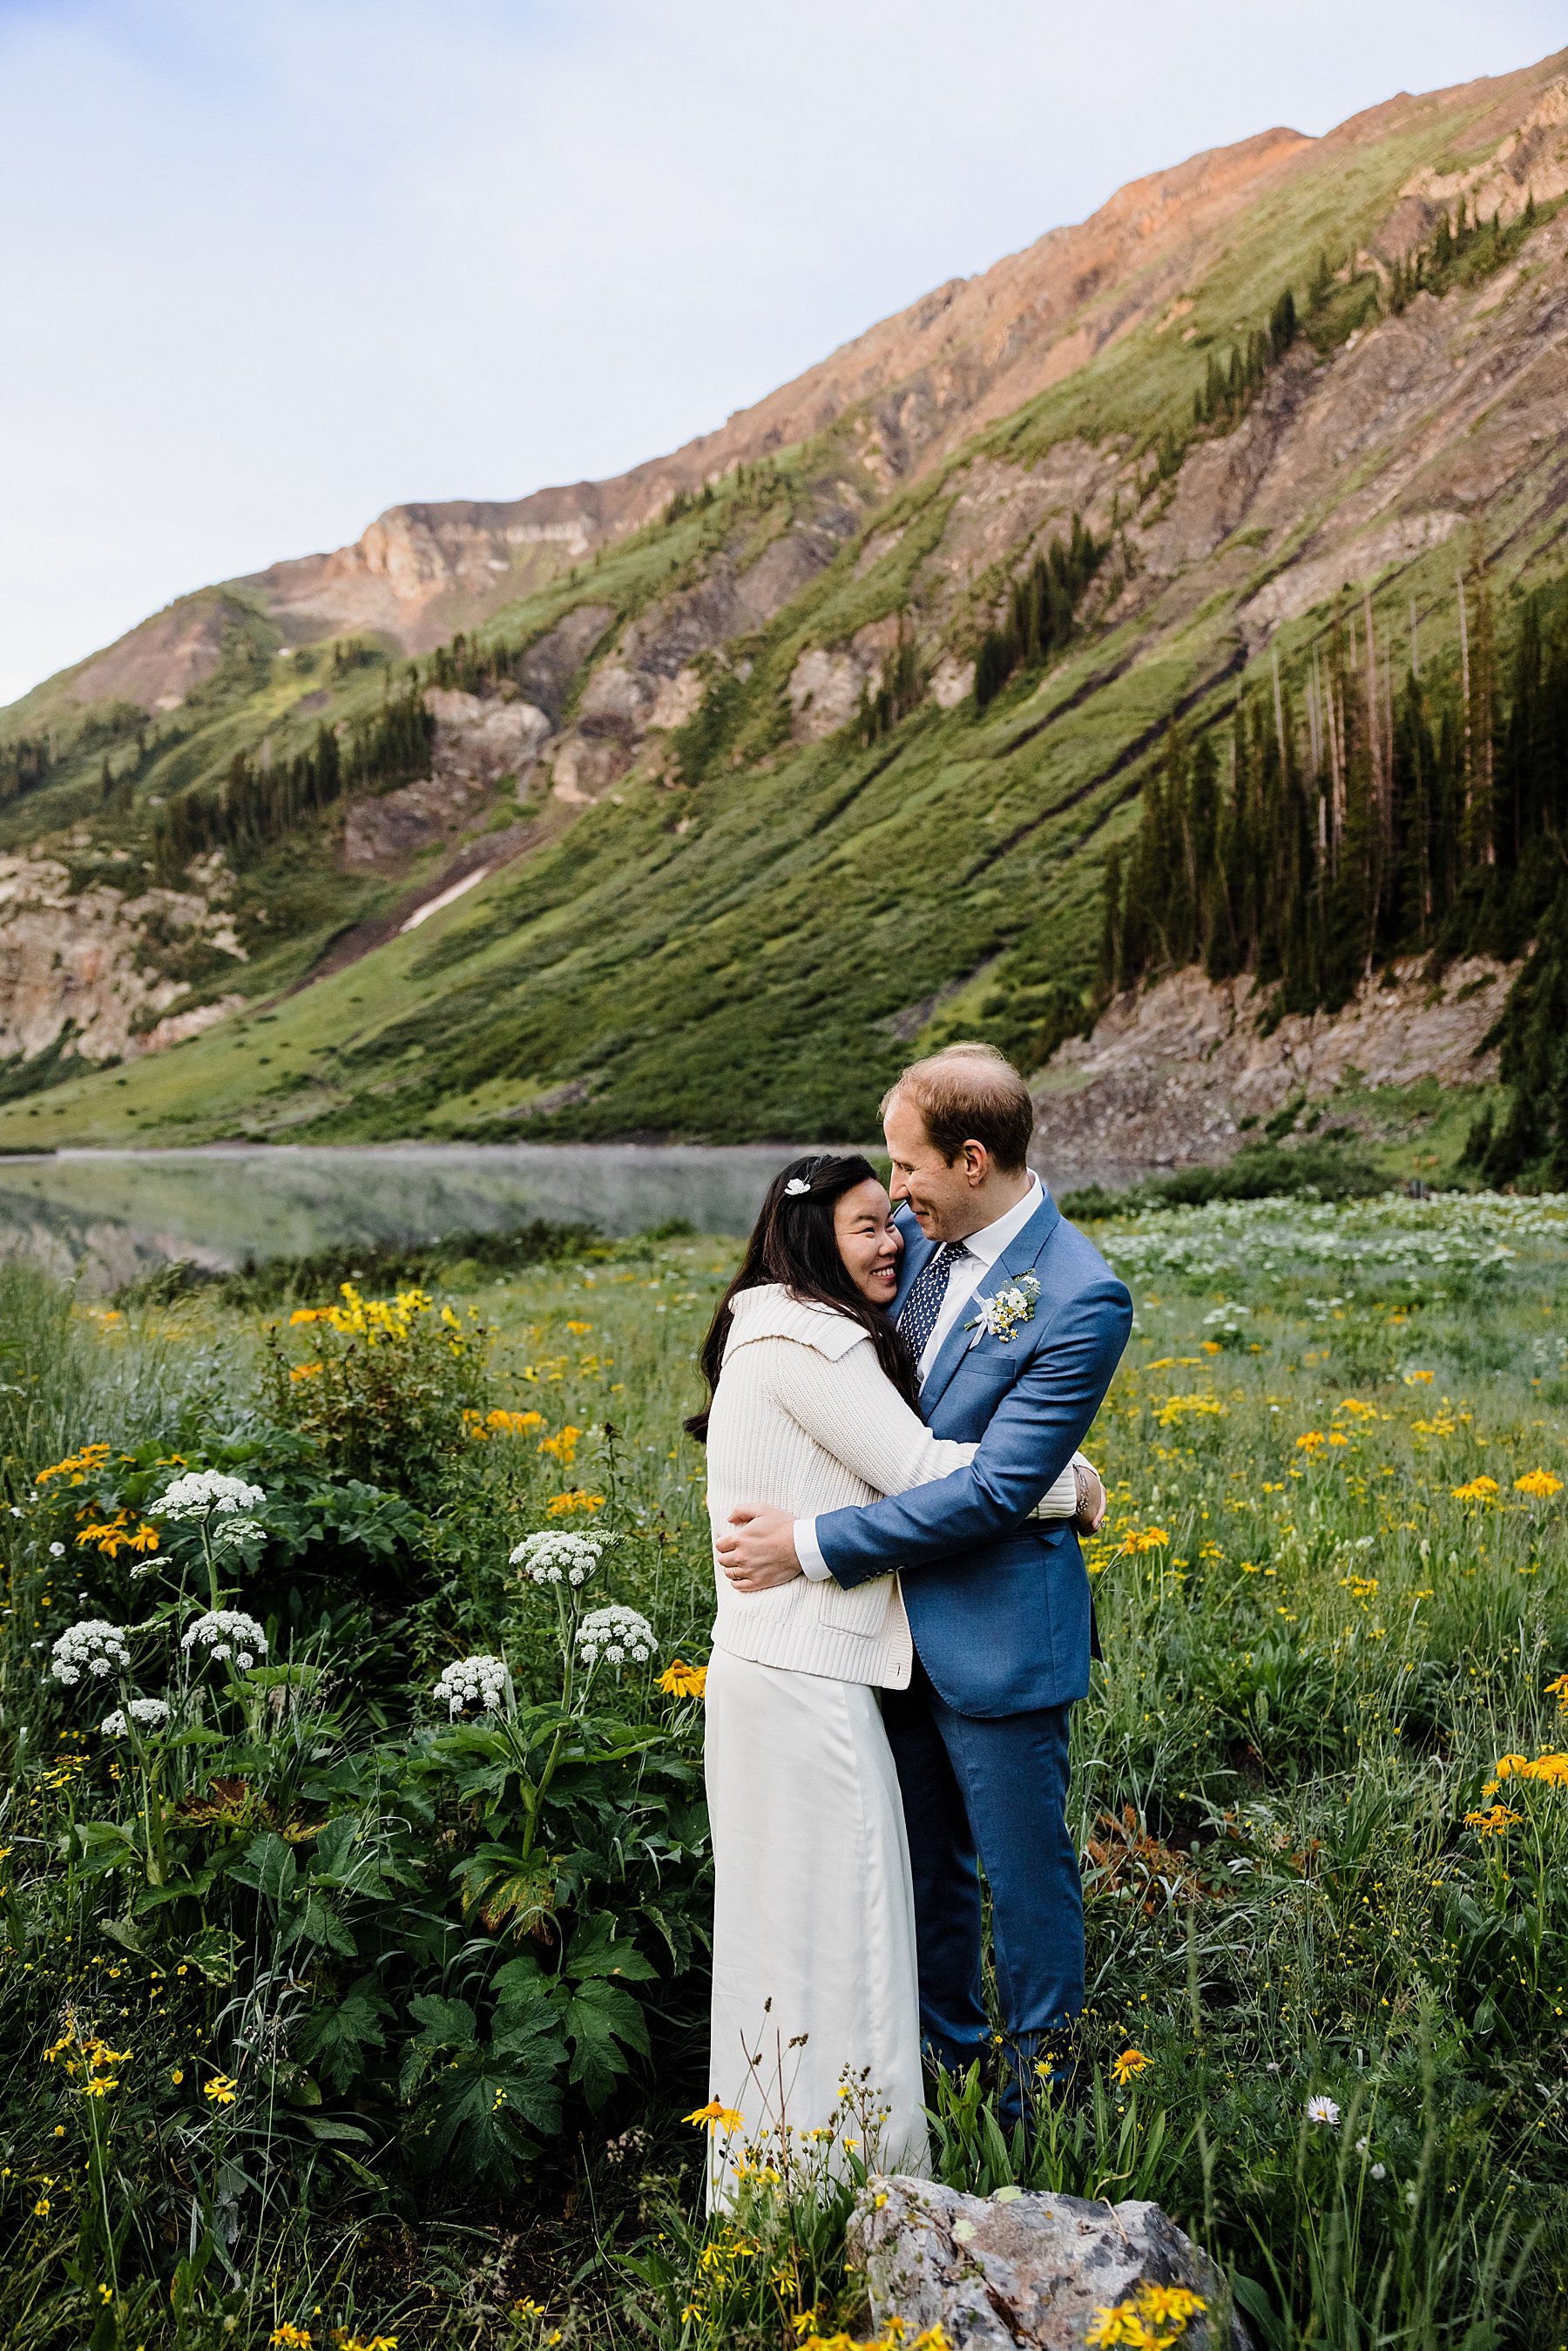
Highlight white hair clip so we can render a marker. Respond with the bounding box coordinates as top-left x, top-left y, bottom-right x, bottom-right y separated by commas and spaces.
784, 1177, 811, 1196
